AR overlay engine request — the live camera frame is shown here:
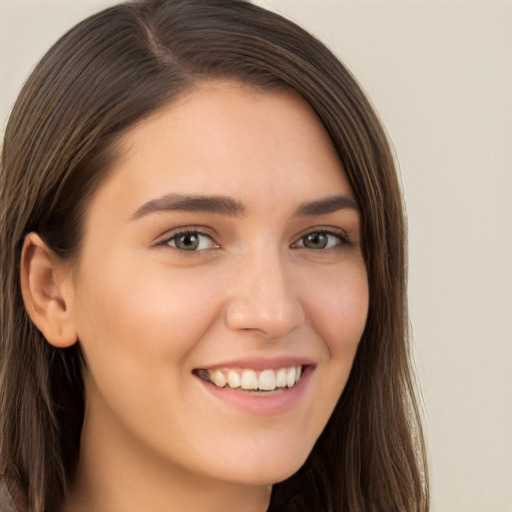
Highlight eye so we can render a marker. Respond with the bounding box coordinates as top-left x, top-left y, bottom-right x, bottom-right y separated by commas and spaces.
293, 230, 349, 250
160, 230, 218, 251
